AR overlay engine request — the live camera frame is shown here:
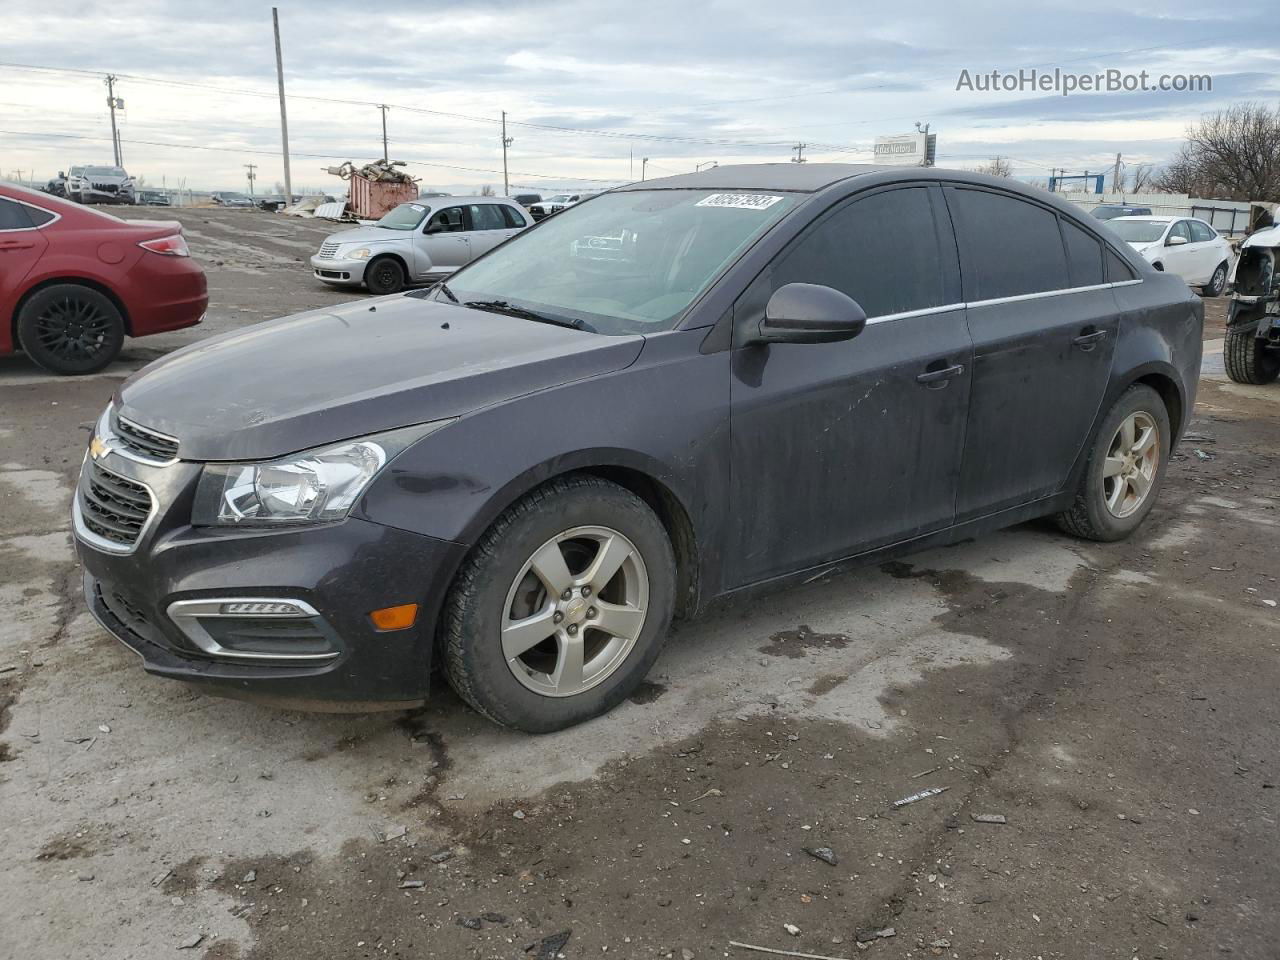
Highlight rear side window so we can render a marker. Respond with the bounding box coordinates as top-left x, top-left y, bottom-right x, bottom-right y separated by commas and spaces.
1060, 218, 1104, 287
772, 186, 952, 318
468, 203, 509, 231
0, 198, 33, 230
1106, 247, 1138, 282
1189, 220, 1216, 242
501, 205, 528, 228
949, 188, 1069, 300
